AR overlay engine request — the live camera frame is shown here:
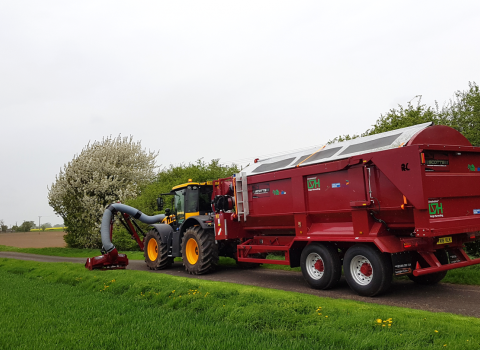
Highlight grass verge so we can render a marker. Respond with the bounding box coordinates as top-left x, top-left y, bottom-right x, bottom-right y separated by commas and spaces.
1, 258, 479, 350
